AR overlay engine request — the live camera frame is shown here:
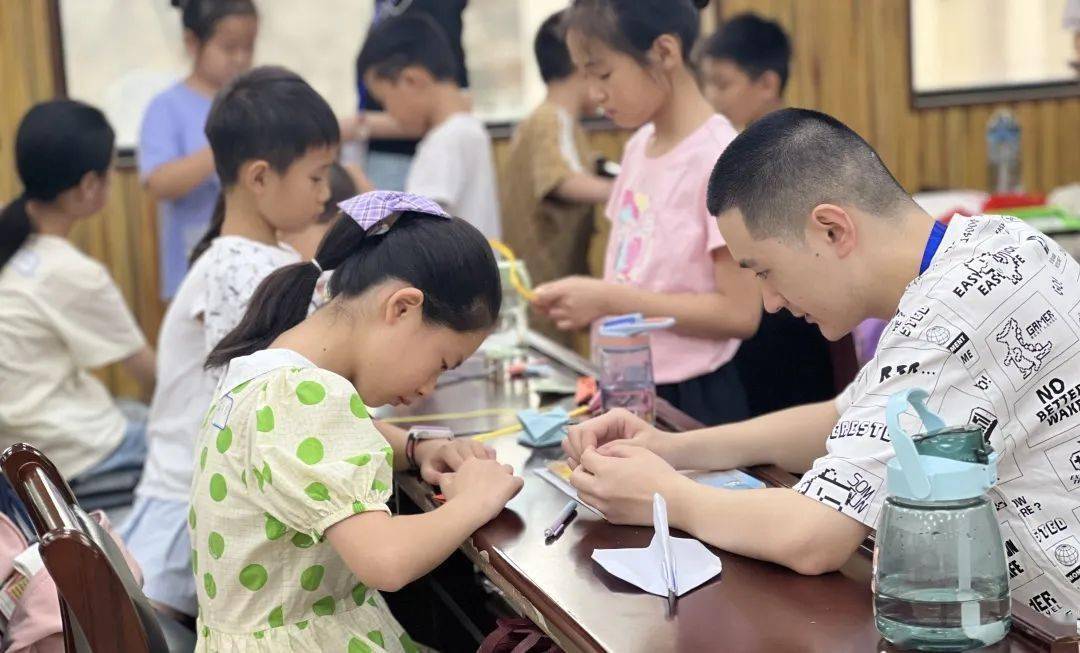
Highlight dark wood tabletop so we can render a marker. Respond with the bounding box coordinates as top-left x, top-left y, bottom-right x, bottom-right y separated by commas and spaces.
383, 332, 1078, 653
